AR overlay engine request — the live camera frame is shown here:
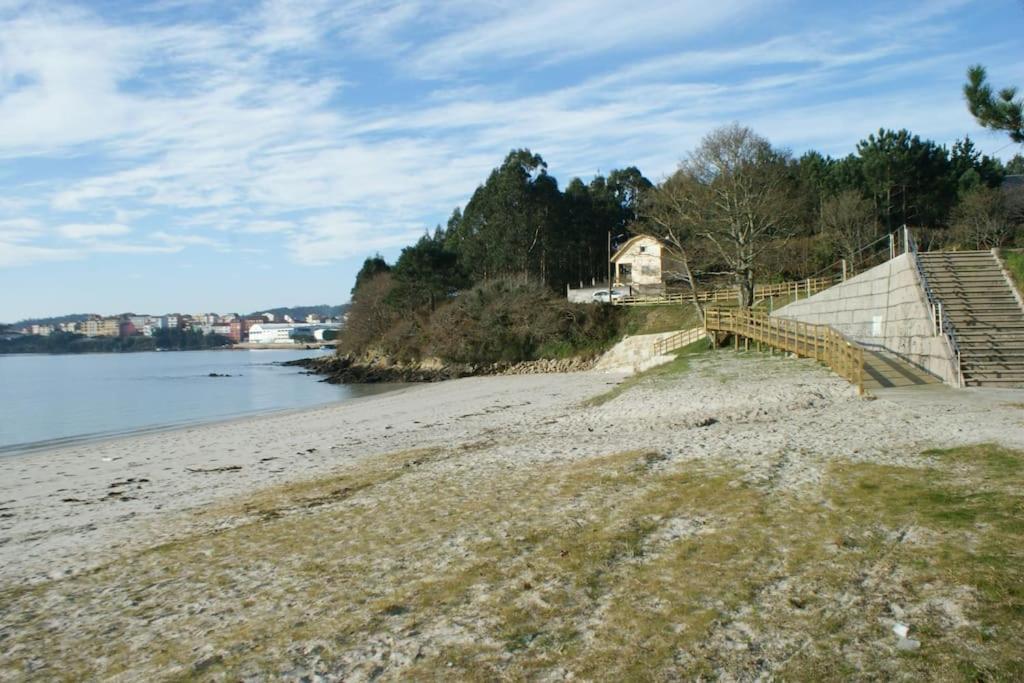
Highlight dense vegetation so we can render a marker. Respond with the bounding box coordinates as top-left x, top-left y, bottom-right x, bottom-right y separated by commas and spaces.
341, 116, 1023, 365
0, 330, 230, 354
